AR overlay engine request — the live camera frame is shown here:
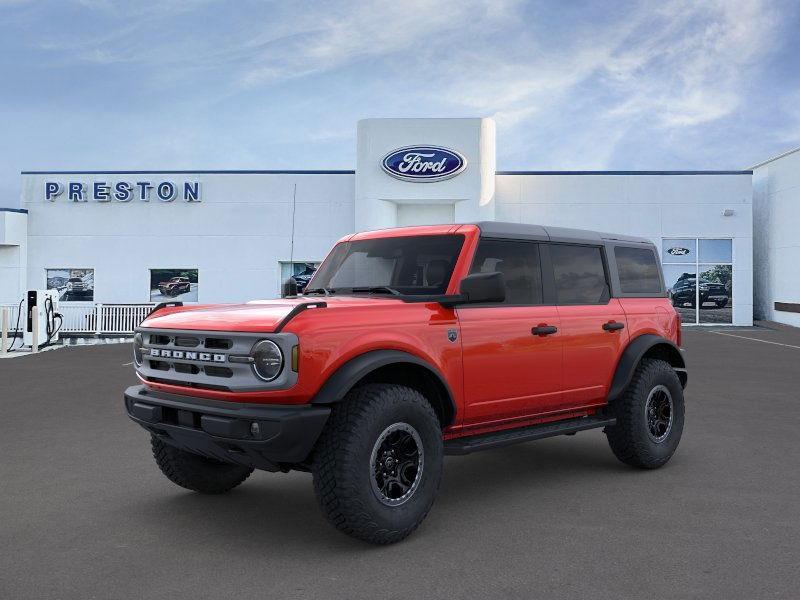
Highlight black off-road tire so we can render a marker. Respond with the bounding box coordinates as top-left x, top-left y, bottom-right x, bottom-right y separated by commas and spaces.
151, 436, 253, 494
312, 383, 443, 545
605, 358, 685, 469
